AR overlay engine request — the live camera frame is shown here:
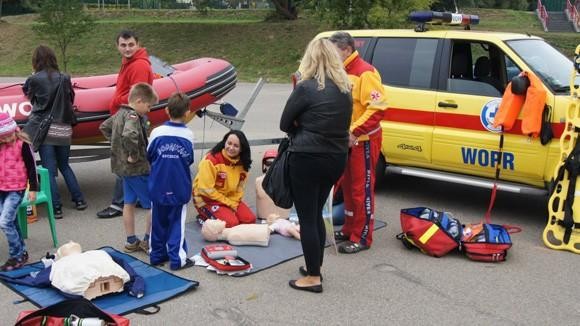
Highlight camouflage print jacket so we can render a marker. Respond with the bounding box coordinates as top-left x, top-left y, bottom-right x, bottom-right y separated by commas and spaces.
99, 106, 150, 176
